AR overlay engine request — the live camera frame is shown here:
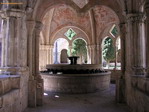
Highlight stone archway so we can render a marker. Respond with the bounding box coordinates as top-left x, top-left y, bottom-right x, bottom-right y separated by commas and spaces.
72, 38, 88, 64
53, 38, 69, 64
29, 0, 126, 108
